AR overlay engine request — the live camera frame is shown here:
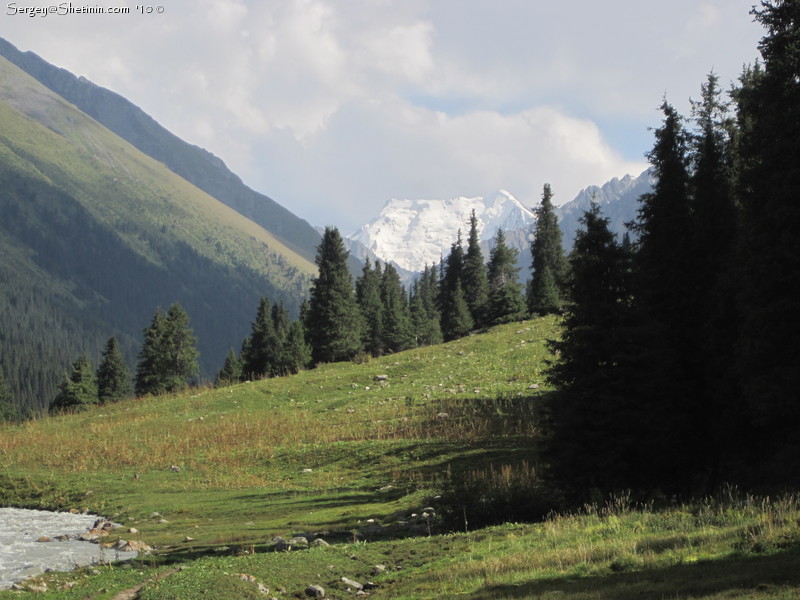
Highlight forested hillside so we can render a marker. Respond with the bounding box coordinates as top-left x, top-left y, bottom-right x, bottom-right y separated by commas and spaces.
0, 57, 316, 415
